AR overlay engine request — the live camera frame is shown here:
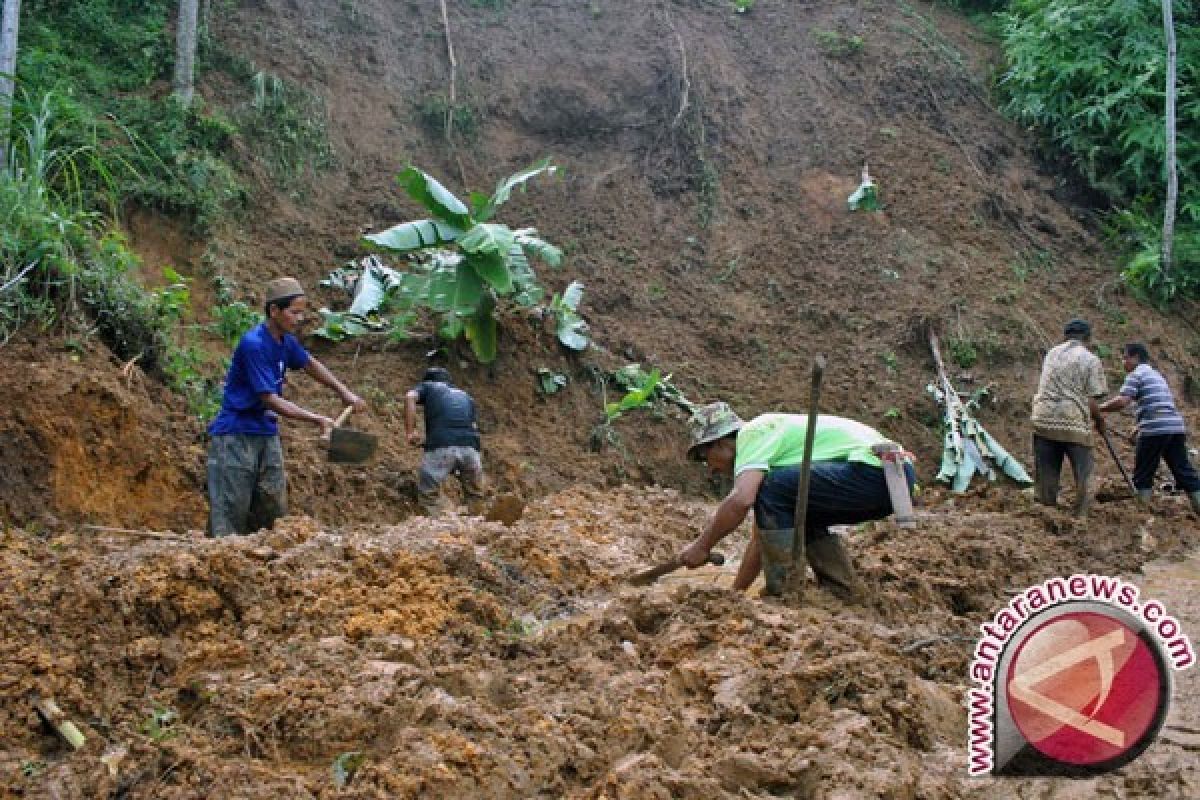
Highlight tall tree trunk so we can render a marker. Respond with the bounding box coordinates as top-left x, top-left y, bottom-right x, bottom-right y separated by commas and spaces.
172, 0, 199, 108
1161, 0, 1178, 277
0, 0, 21, 171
